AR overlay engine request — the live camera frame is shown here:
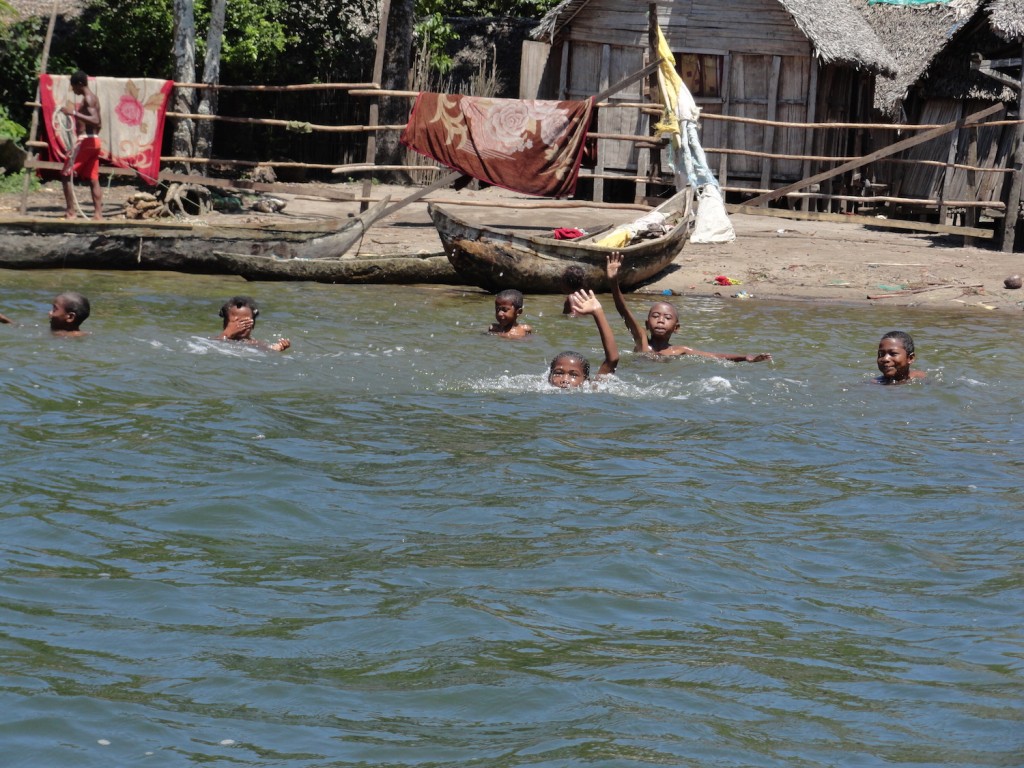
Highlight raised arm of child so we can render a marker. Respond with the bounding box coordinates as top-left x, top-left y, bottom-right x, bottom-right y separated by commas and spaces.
569, 289, 619, 376
606, 252, 649, 353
